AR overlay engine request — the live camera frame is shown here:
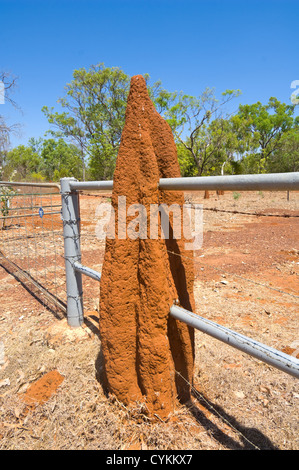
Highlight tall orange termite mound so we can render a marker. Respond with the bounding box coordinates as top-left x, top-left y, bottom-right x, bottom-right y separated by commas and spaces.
99, 75, 195, 419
